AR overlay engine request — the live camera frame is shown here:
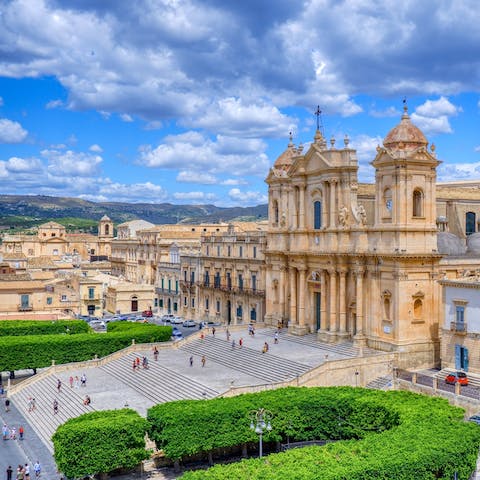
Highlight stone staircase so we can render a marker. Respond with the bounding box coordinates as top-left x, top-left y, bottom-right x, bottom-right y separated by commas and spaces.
99, 352, 219, 403
261, 329, 379, 357
10, 376, 94, 452
180, 336, 310, 383
366, 375, 393, 390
